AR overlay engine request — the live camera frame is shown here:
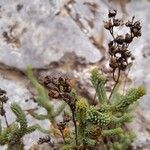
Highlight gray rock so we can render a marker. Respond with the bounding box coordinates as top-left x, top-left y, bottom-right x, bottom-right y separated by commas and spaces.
0, 0, 102, 70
